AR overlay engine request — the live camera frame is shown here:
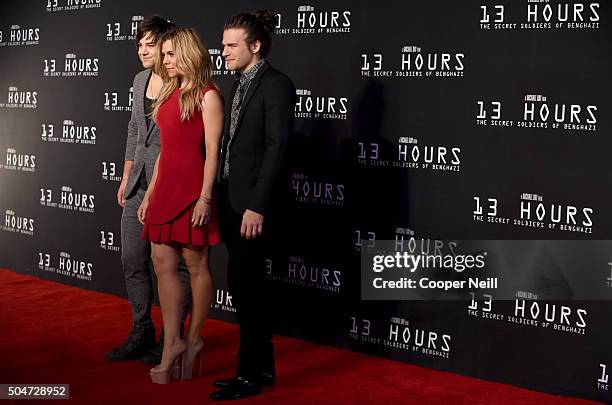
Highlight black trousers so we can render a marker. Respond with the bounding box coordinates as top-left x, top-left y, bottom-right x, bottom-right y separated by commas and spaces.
219, 183, 274, 380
